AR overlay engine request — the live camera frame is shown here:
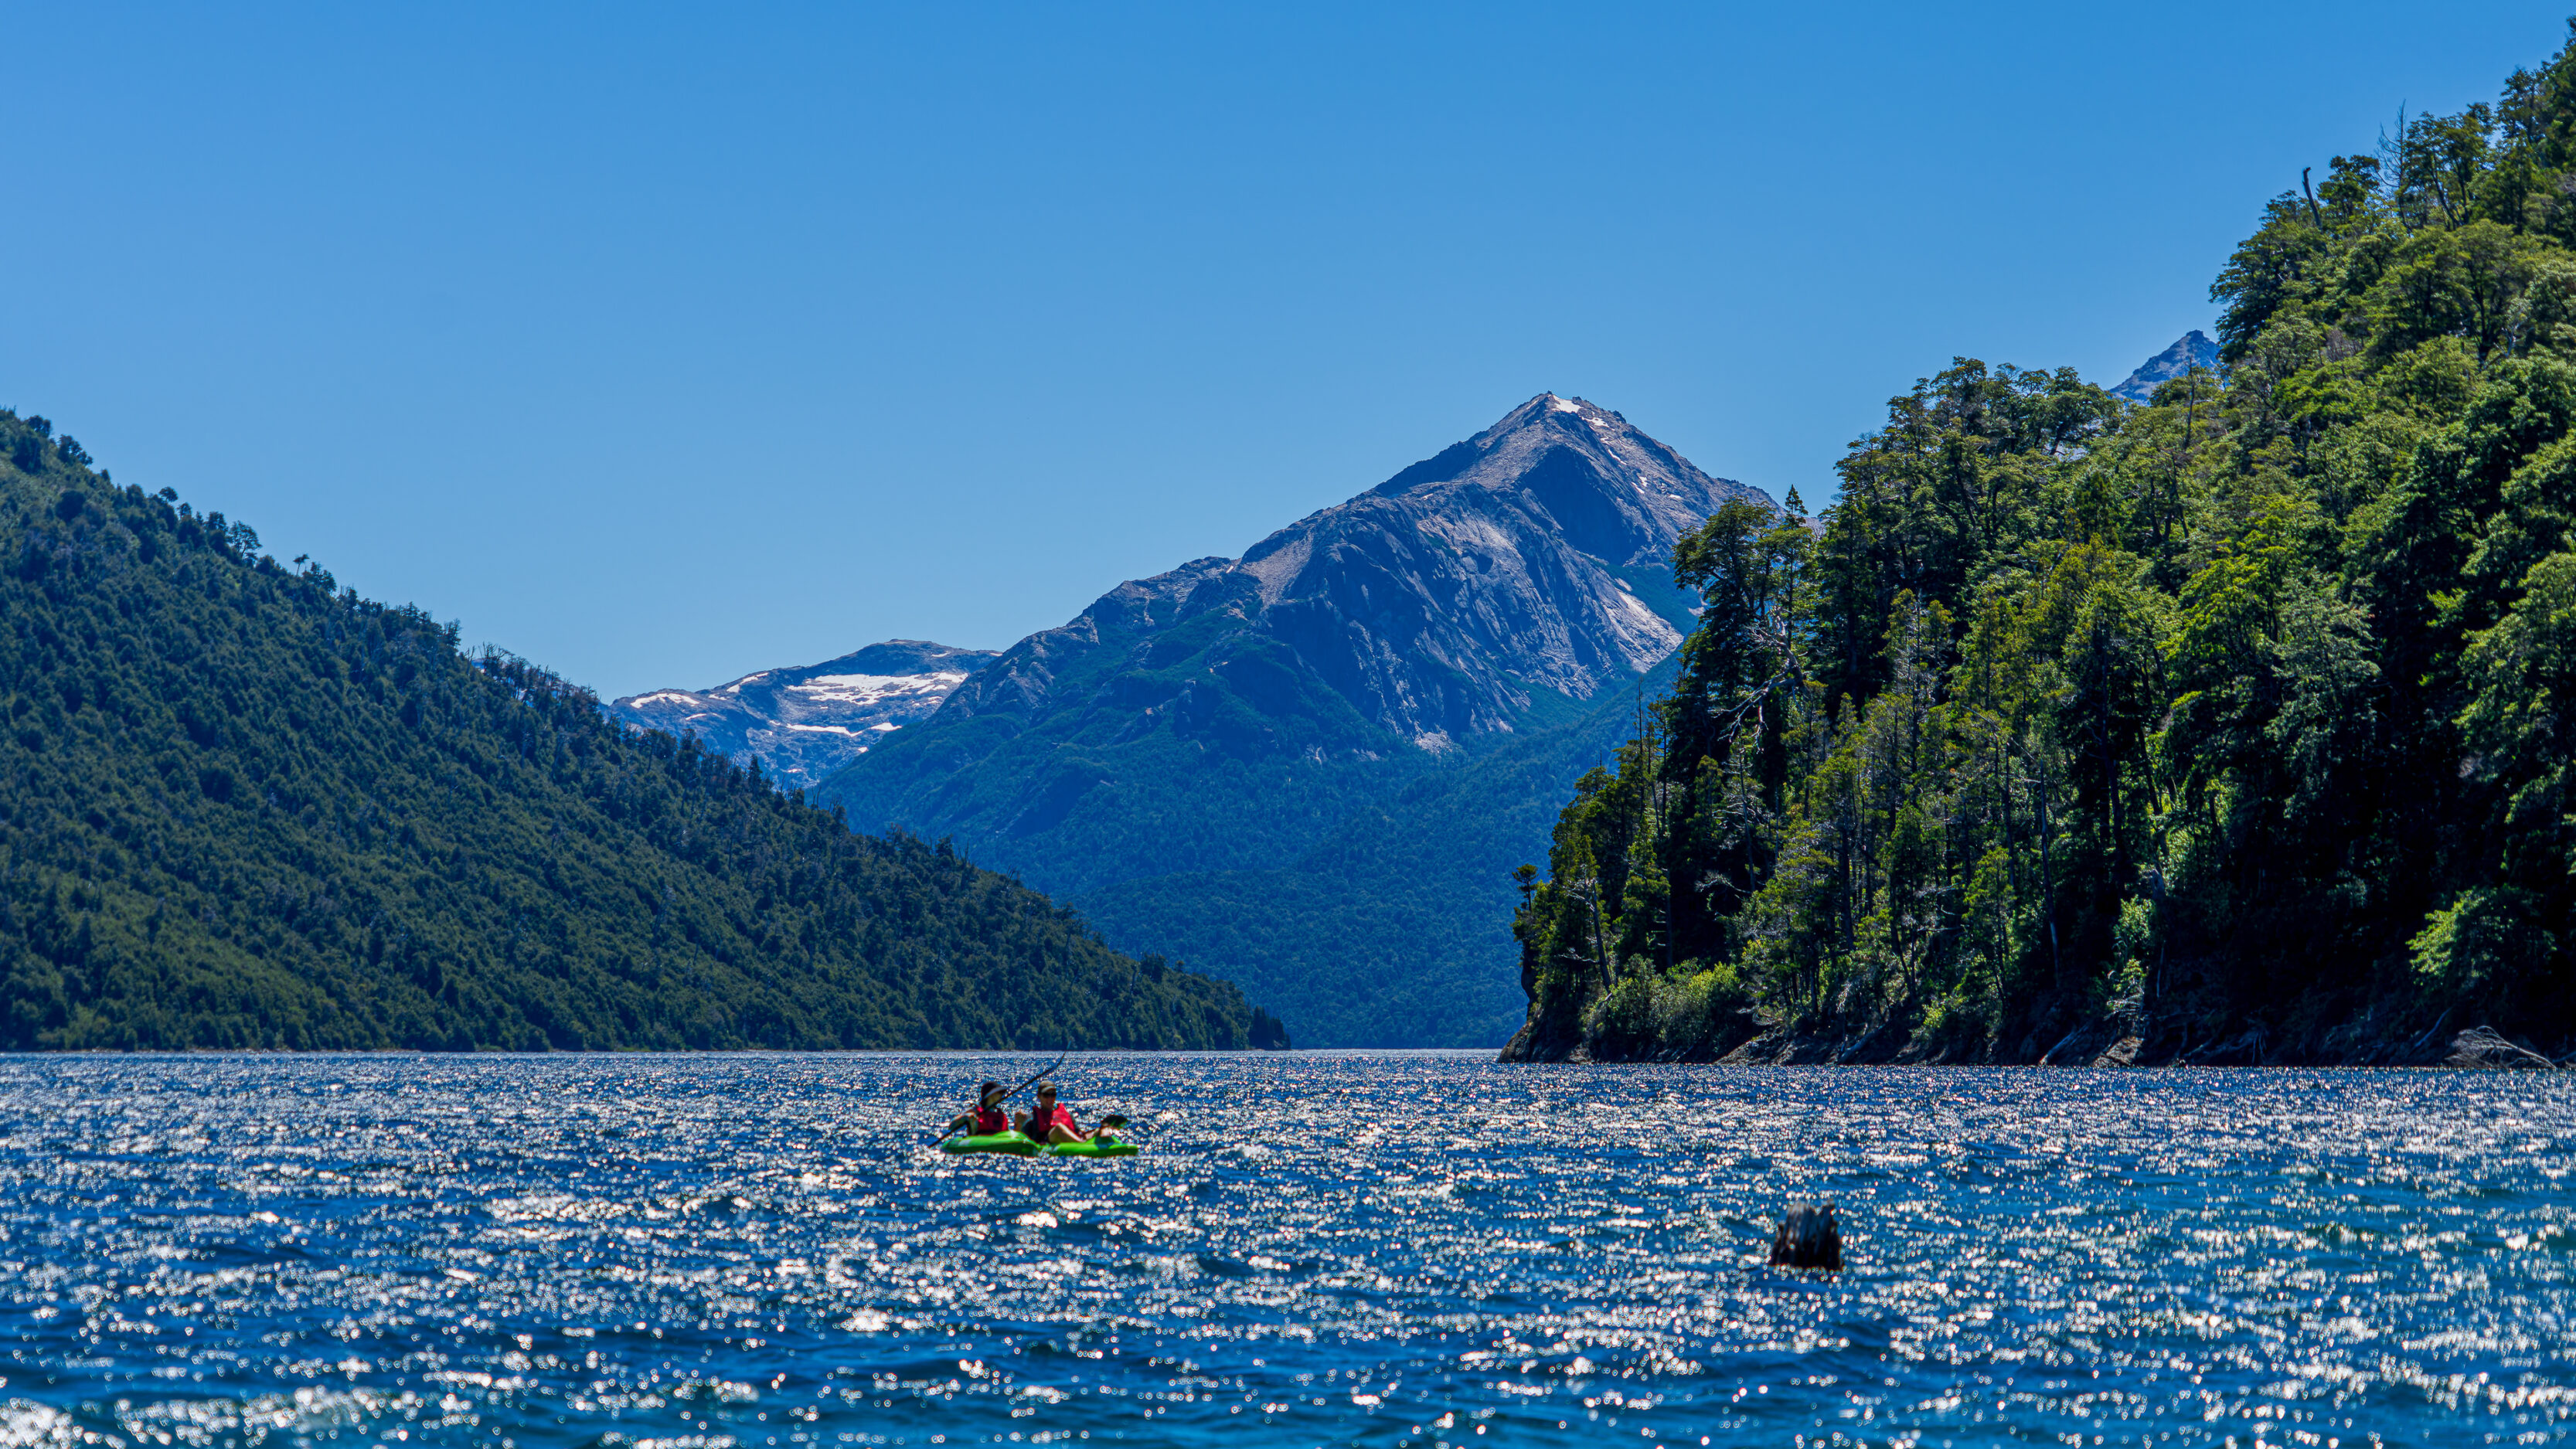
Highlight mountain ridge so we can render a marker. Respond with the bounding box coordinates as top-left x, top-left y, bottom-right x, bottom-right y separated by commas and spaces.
920, 393, 1748, 757
814, 394, 1765, 1043
609, 640, 995, 791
